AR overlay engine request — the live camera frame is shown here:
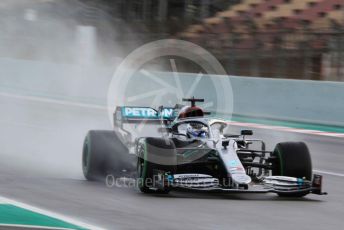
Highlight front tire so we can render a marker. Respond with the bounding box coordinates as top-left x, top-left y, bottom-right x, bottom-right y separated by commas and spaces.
137, 138, 177, 194
272, 142, 312, 197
